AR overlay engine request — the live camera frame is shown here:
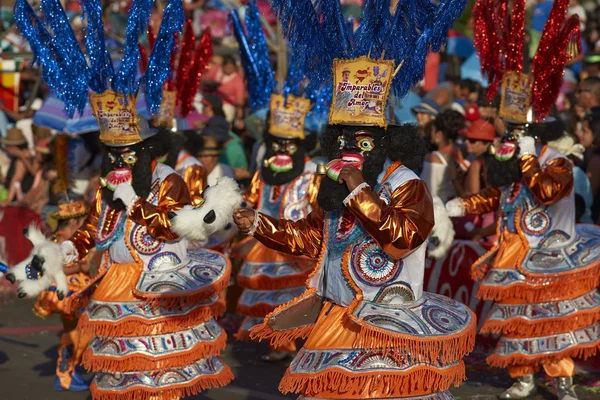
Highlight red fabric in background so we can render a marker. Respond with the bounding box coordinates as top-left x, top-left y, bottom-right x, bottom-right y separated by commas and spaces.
0, 205, 43, 265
